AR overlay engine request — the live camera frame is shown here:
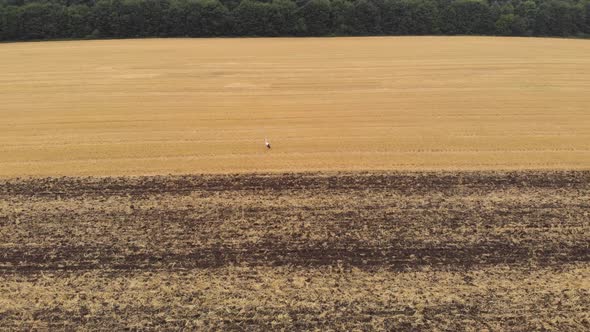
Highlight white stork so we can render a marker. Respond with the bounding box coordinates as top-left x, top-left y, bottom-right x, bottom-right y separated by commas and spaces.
265, 137, 271, 149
